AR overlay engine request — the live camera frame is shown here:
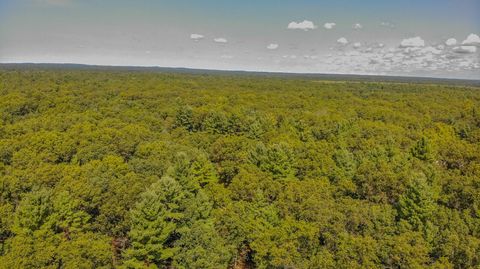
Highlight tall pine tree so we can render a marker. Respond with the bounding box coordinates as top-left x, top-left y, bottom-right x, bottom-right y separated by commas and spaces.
122, 176, 185, 268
